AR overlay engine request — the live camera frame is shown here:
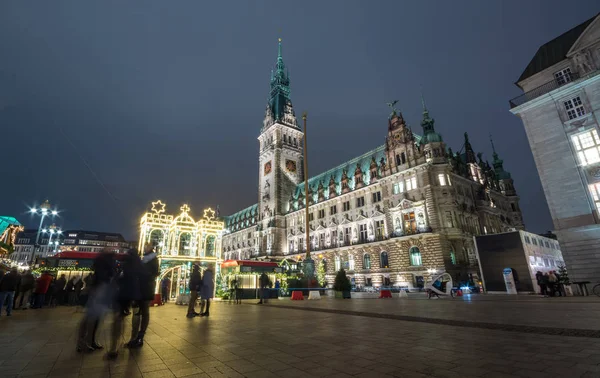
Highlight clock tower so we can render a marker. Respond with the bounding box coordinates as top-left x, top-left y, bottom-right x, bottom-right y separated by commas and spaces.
257, 39, 304, 256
